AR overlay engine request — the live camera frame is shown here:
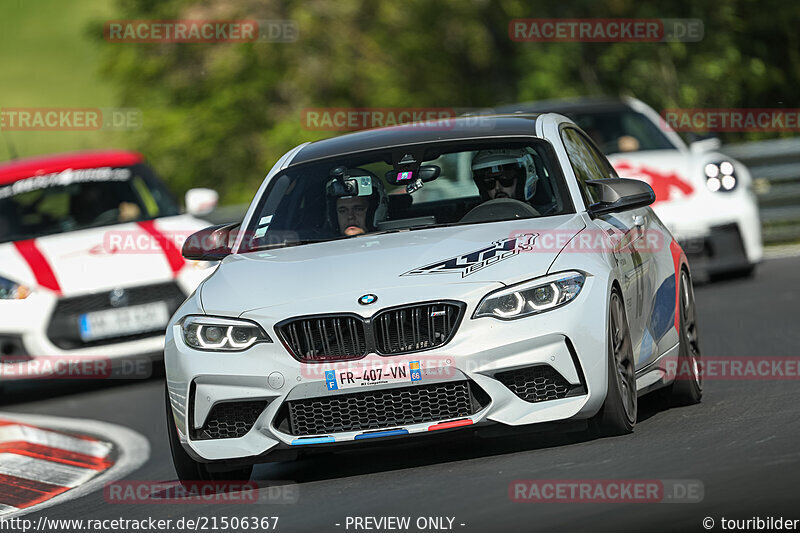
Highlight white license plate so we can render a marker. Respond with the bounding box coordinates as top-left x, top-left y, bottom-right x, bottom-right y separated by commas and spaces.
325, 360, 422, 391
79, 302, 169, 341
